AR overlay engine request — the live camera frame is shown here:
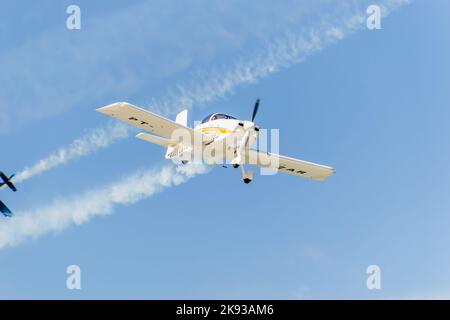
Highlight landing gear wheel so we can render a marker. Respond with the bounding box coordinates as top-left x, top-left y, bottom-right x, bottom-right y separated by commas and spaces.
241, 168, 254, 184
